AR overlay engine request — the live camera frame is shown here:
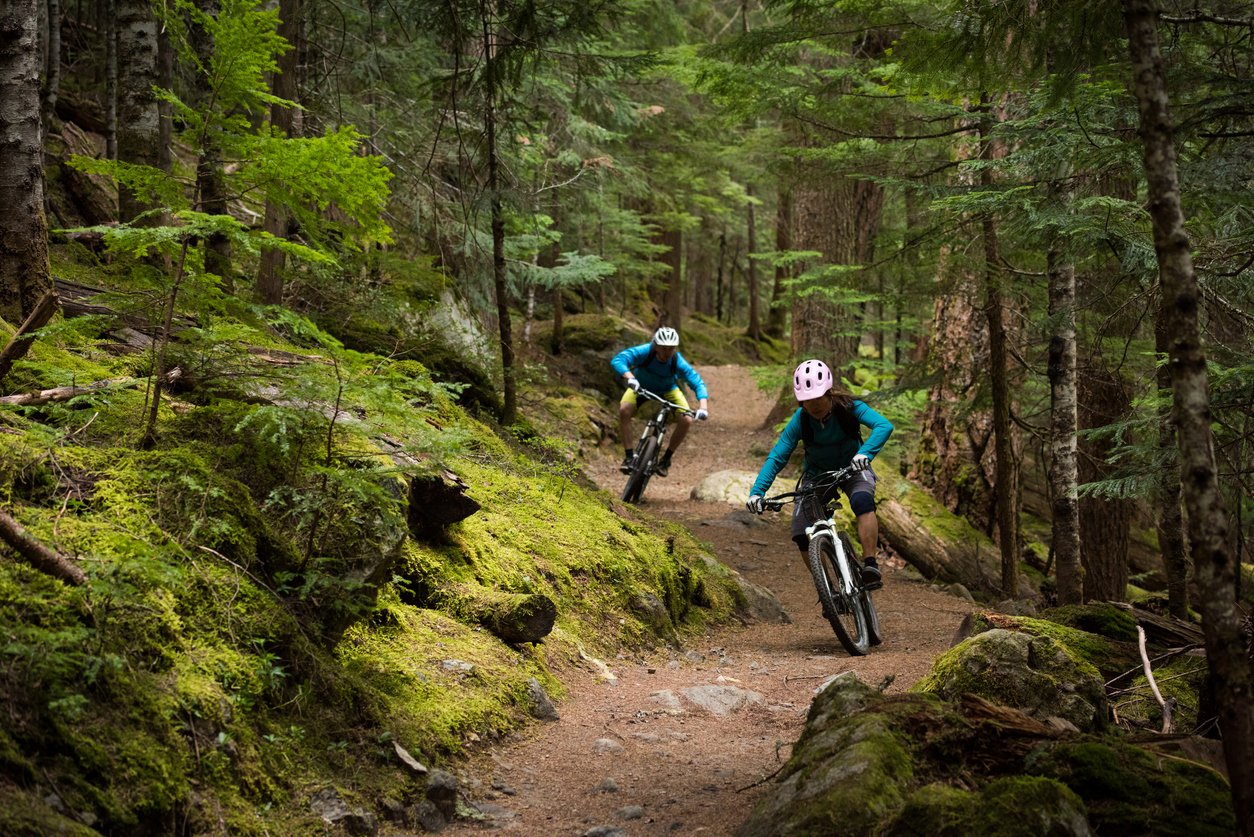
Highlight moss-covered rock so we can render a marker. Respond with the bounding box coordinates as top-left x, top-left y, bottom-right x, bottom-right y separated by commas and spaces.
914, 629, 1107, 731
1025, 740, 1234, 835
886, 777, 1092, 837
